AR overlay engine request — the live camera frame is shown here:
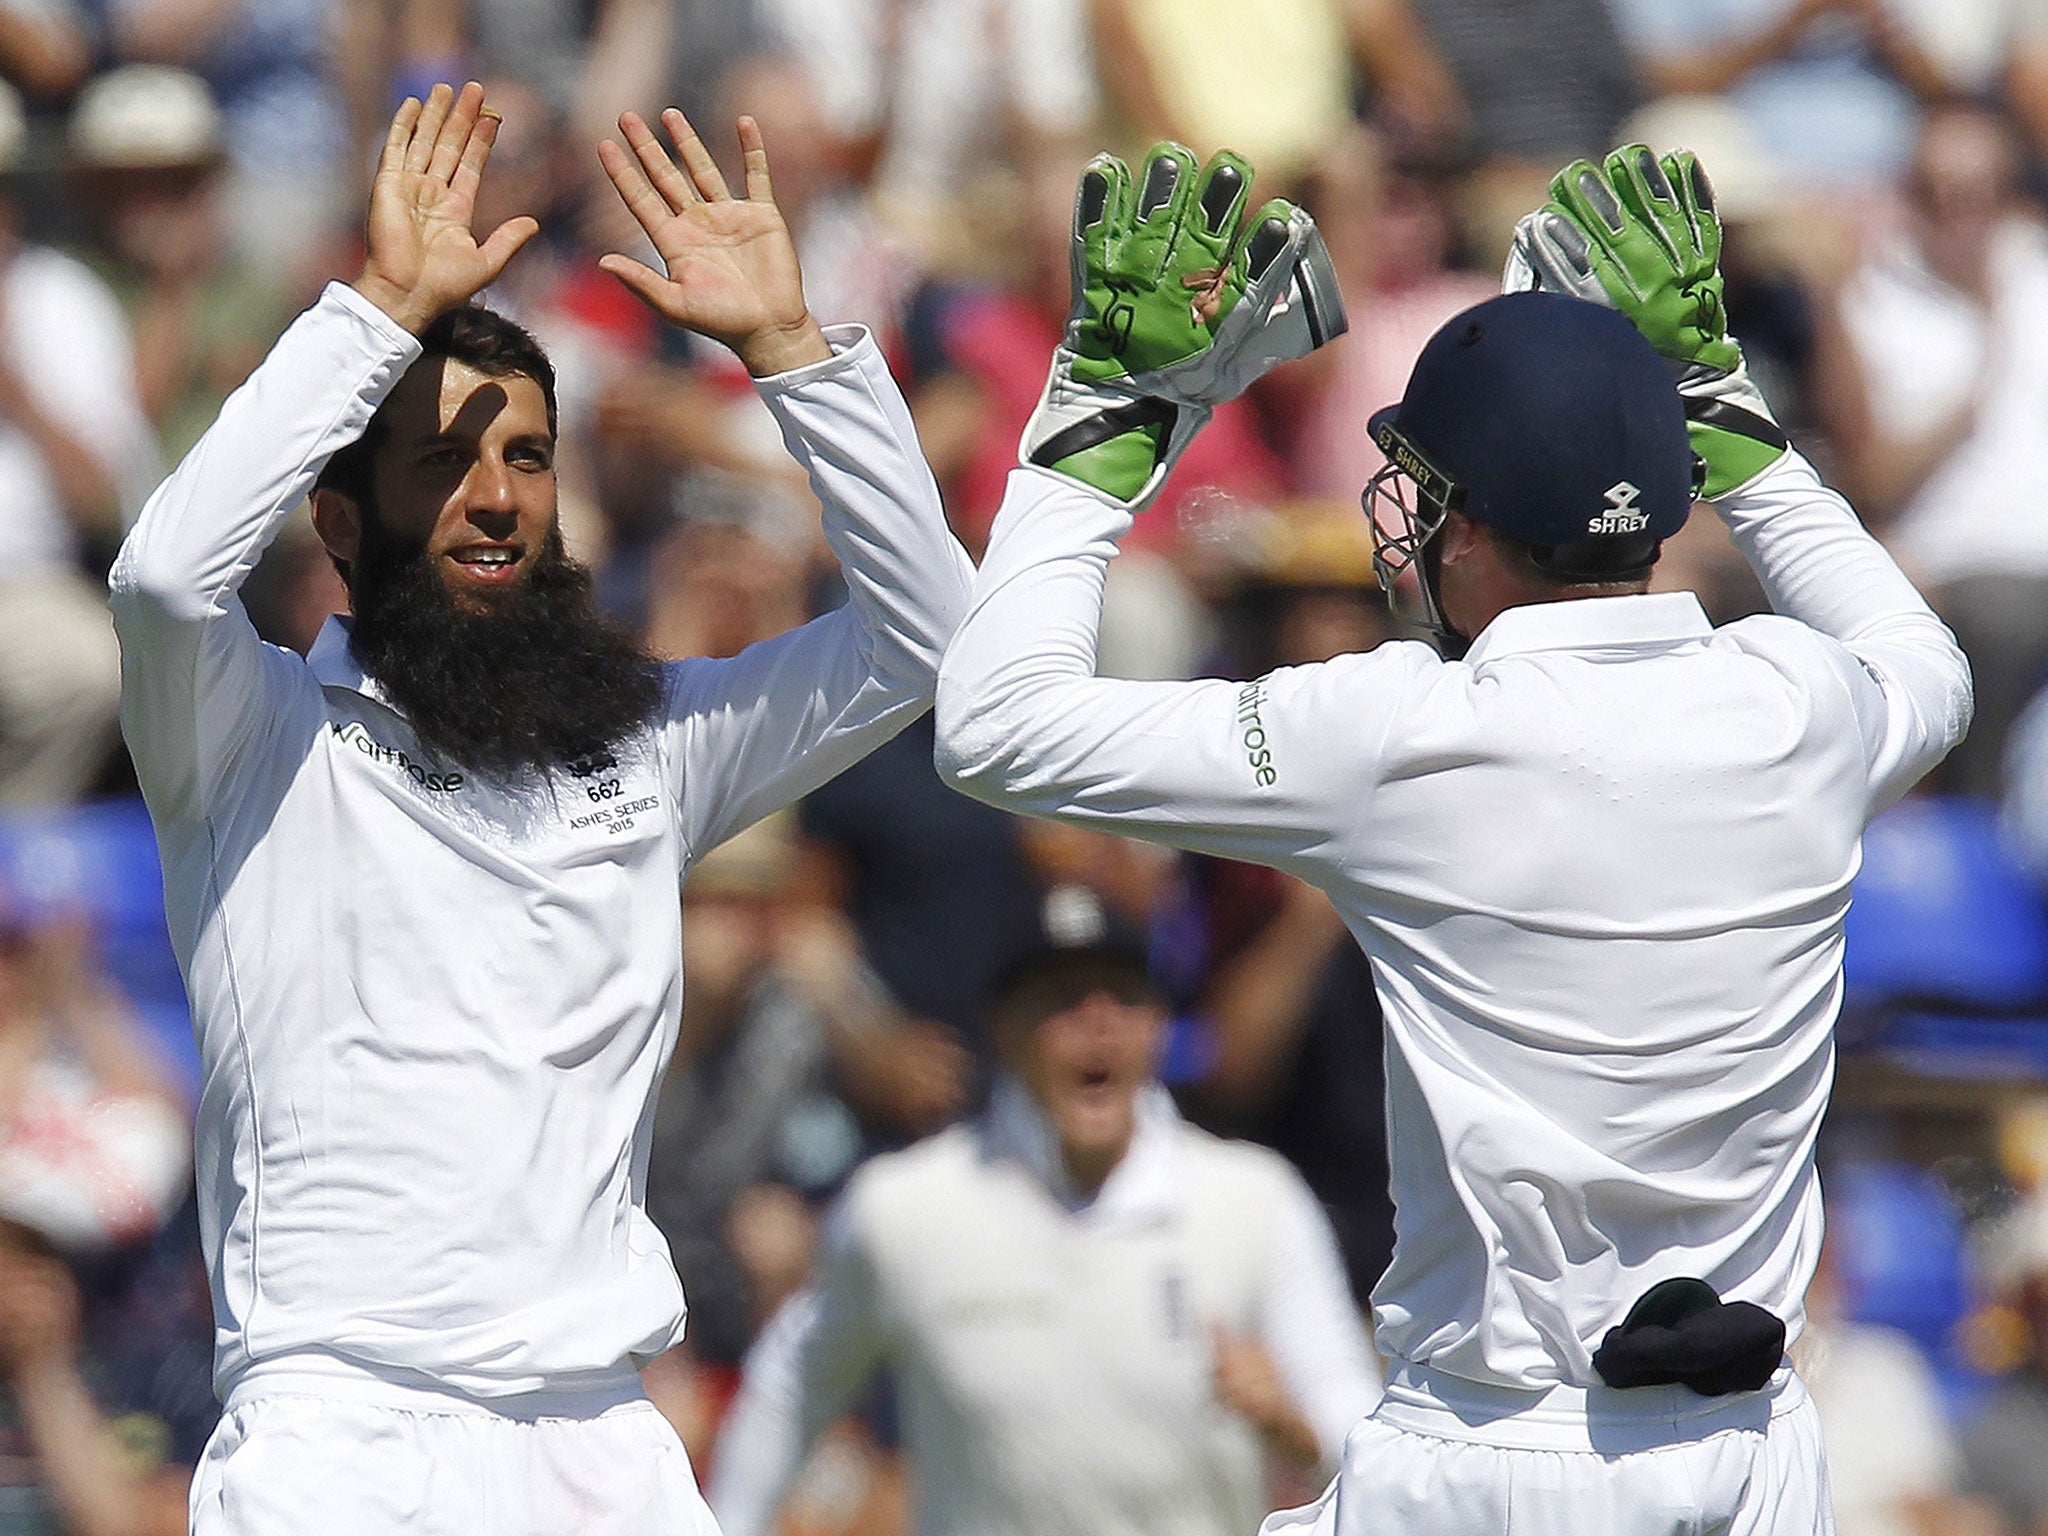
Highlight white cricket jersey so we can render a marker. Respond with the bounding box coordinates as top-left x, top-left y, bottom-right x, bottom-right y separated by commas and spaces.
108, 283, 973, 1399
934, 455, 1971, 1393
709, 1081, 1381, 1536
